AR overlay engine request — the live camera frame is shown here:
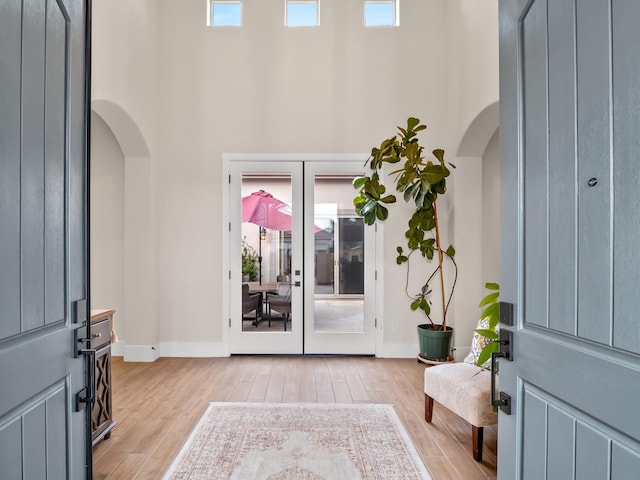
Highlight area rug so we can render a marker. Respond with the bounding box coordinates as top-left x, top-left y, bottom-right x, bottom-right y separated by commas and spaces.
163, 402, 432, 480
